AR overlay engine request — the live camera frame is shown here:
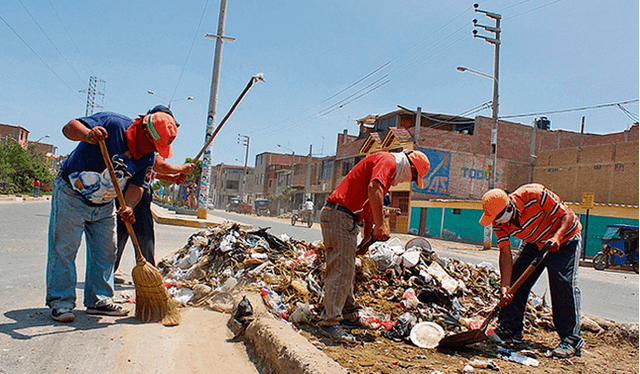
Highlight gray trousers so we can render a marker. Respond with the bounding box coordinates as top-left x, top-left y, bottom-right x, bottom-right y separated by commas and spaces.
319, 207, 361, 326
